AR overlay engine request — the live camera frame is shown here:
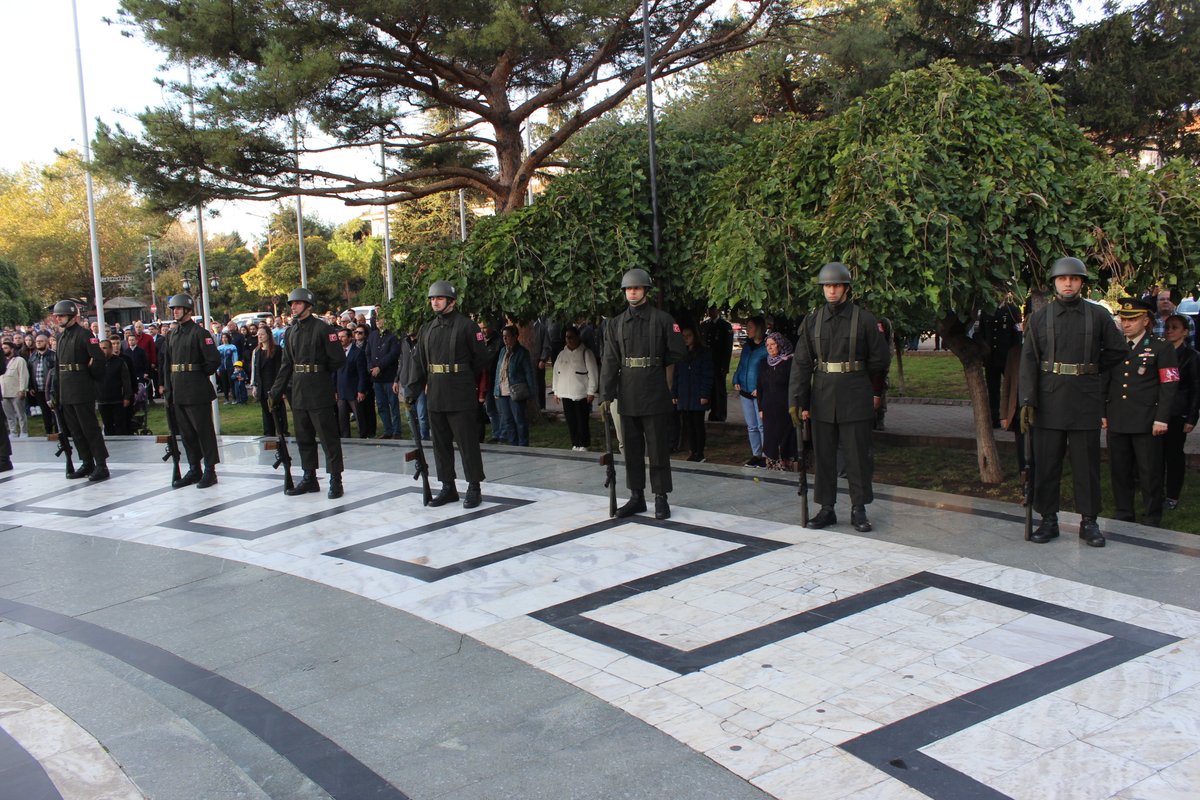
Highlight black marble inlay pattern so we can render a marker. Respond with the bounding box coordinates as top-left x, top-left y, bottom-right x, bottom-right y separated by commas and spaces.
0, 471, 153, 518
0, 724, 63, 800
0, 598, 409, 800
159, 487, 413, 540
